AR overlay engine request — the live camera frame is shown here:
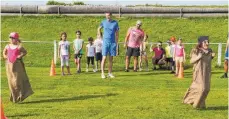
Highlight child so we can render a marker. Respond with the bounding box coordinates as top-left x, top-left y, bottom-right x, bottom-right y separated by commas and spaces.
170, 37, 176, 74
165, 40, 173, 70
183, 36, 215, 109
139, 34, 149, 71
94, 32, 103, 72
2, 32, 34, 103
221, 37, 229, 78
173, 38, 186, 76
58, 32, 71, 76
150, 41, 165, 70
86, 37, 96, 72
73, 30, 84, 73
